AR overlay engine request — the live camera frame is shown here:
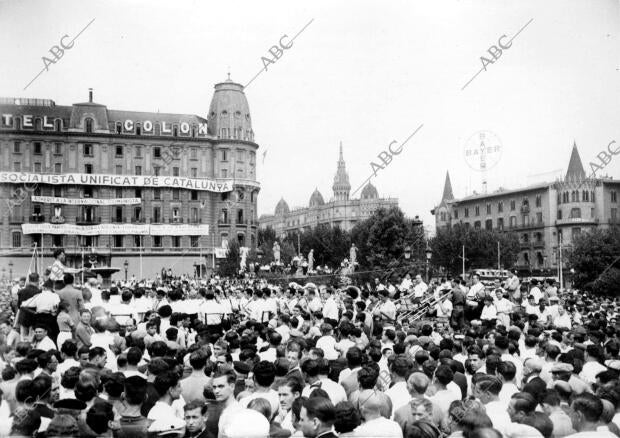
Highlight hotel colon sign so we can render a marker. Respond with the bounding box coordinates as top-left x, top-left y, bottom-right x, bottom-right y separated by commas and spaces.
0, 78, 260, 279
